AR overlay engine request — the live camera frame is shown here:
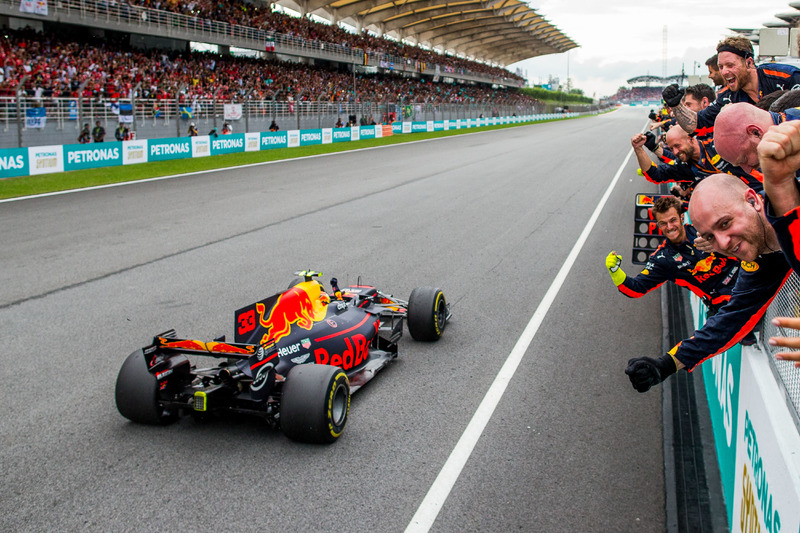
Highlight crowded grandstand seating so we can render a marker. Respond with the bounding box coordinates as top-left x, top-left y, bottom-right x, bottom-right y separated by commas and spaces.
610, 86, 664, 104
0, 27, 539, 105
125, 0, 524, 83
